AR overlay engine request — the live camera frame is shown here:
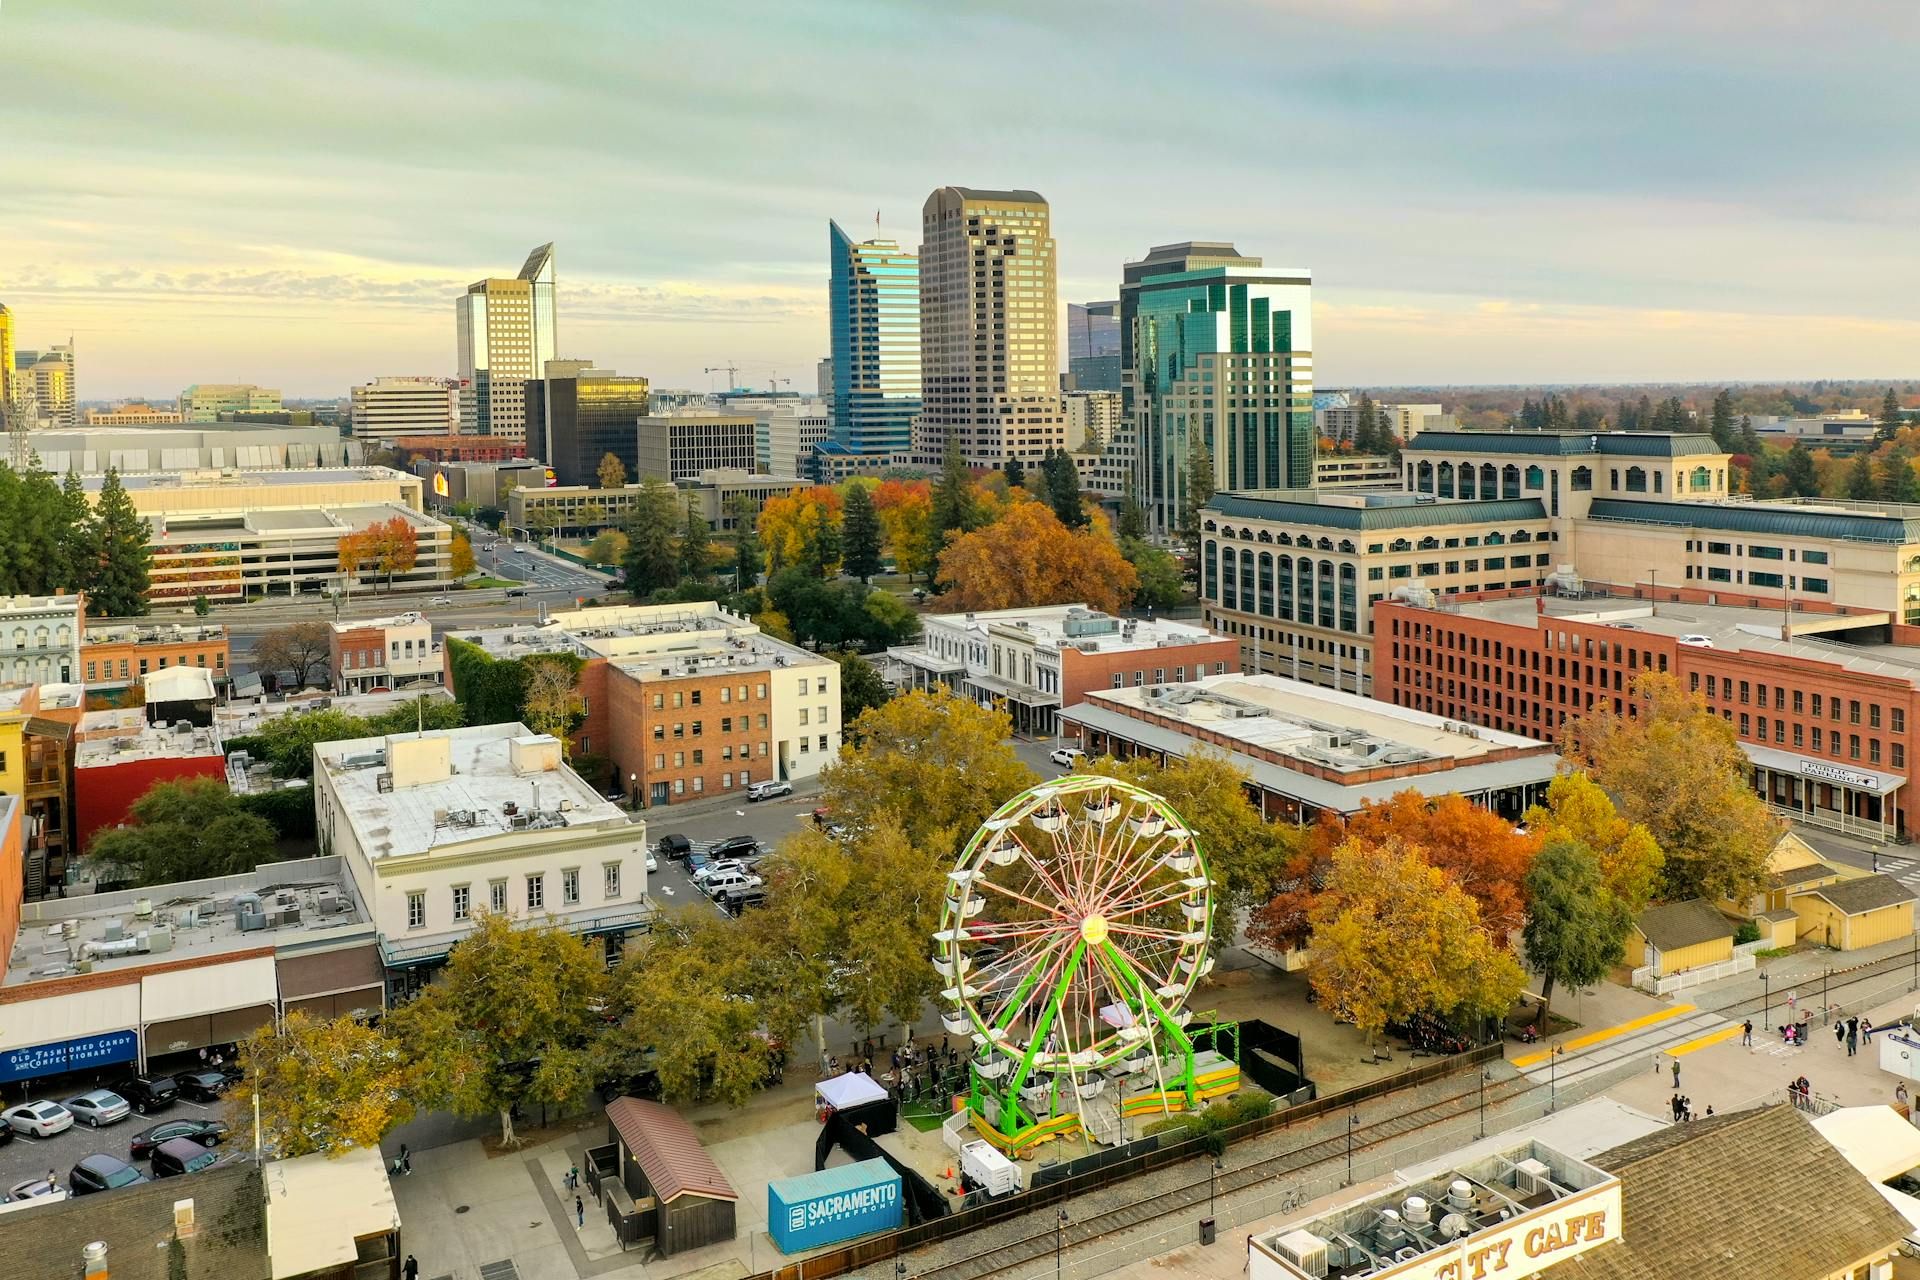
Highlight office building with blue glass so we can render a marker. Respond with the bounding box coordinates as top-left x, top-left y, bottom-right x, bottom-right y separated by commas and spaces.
828, 221, 920, 460
1121, 243, 1313, 535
